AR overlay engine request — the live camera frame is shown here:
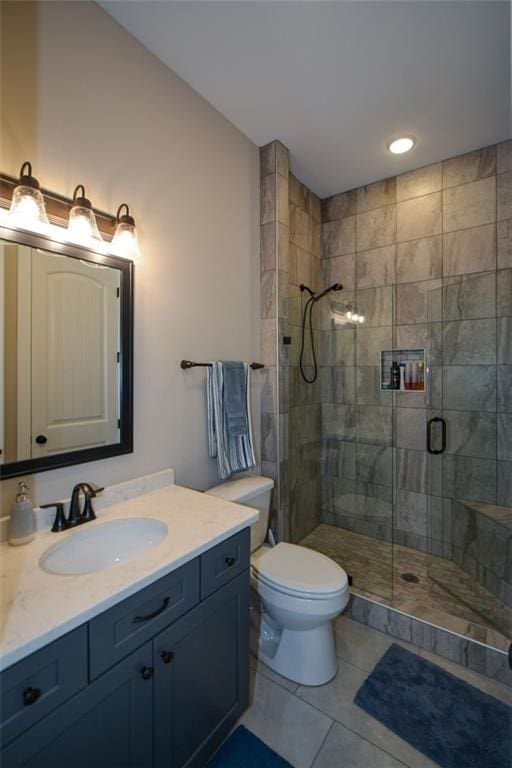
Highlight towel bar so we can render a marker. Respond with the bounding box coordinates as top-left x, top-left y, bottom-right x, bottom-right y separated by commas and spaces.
180, 360, 264, 370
